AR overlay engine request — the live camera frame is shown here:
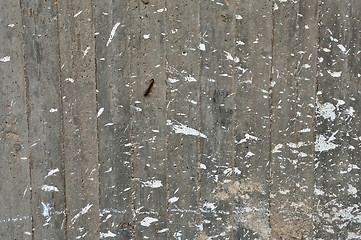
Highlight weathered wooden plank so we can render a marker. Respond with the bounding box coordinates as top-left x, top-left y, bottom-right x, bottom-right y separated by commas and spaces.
233, 2, 273, 239
0, 1, 32, 239
314, 1, 361, 239
57, 1, 100, 238
270, 1, 319, 239
20, 0, 66, 238
94, 1, 133, 239
198, 1, 236, 238
128, 1, 168, 239
165, 1, 201, 239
